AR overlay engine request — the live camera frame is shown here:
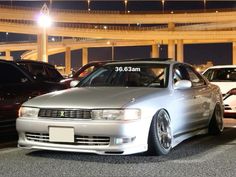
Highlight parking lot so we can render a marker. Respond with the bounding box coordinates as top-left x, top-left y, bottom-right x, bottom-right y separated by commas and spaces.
0, 119, 235, 177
